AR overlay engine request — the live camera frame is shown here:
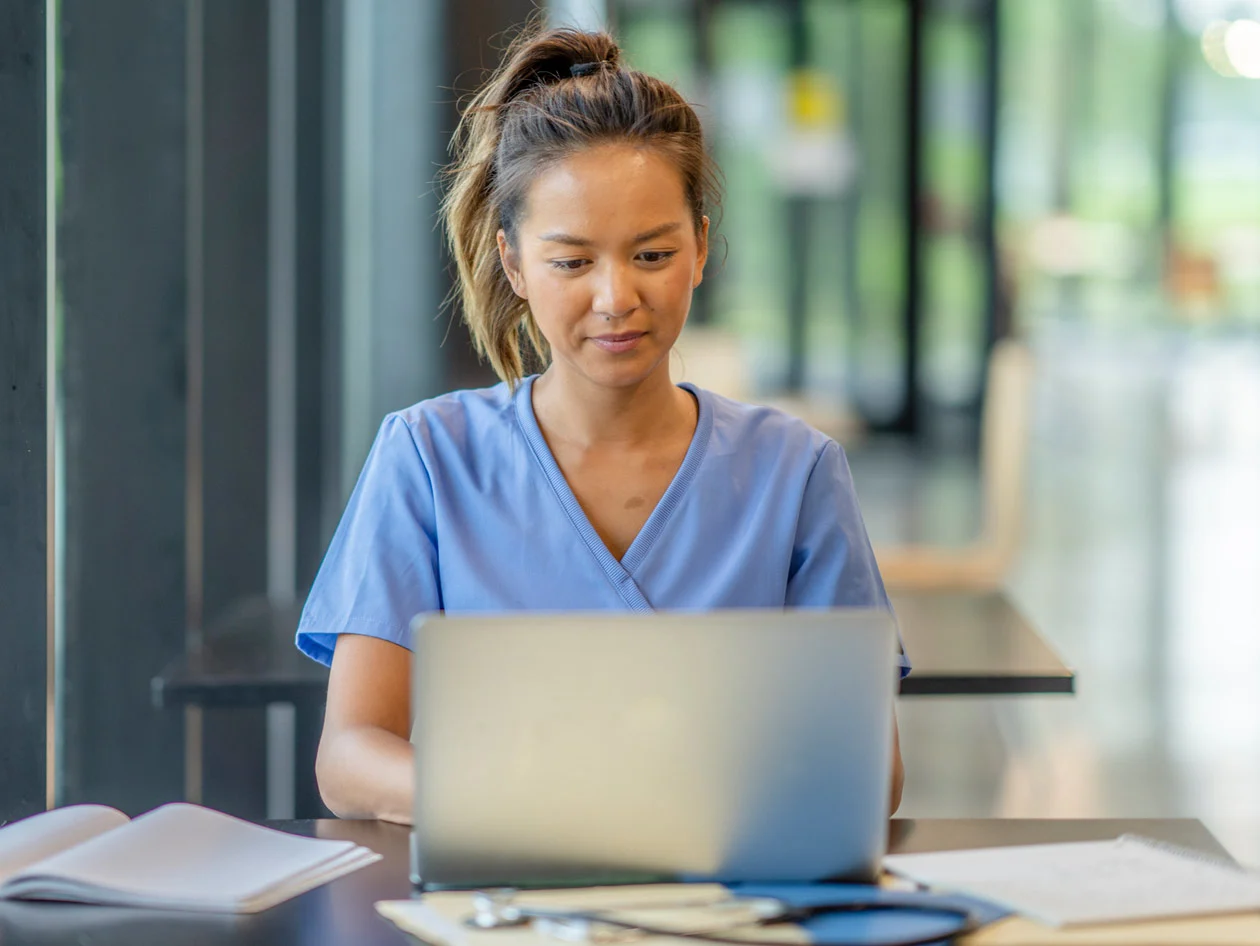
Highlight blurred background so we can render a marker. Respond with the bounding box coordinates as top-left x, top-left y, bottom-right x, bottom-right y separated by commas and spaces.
2, 0, 1259, 866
